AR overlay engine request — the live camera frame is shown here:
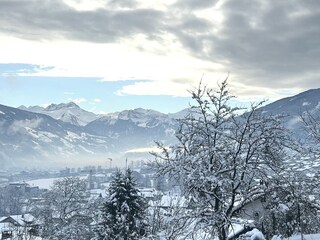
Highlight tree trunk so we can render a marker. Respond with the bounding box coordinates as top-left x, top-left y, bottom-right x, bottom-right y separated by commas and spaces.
218, 227, 227, 240
298, 203, 304, 240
